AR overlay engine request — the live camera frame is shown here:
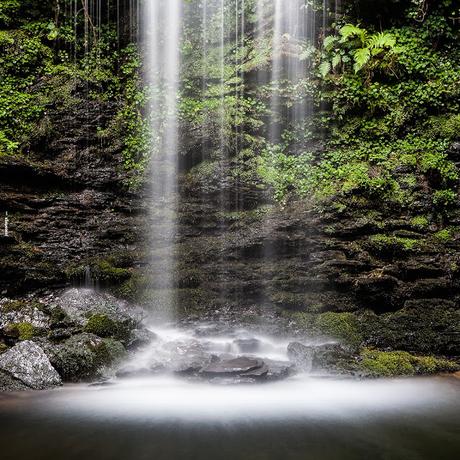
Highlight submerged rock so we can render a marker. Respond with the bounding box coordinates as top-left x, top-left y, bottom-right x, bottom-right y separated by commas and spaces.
0, 341, 61, 390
